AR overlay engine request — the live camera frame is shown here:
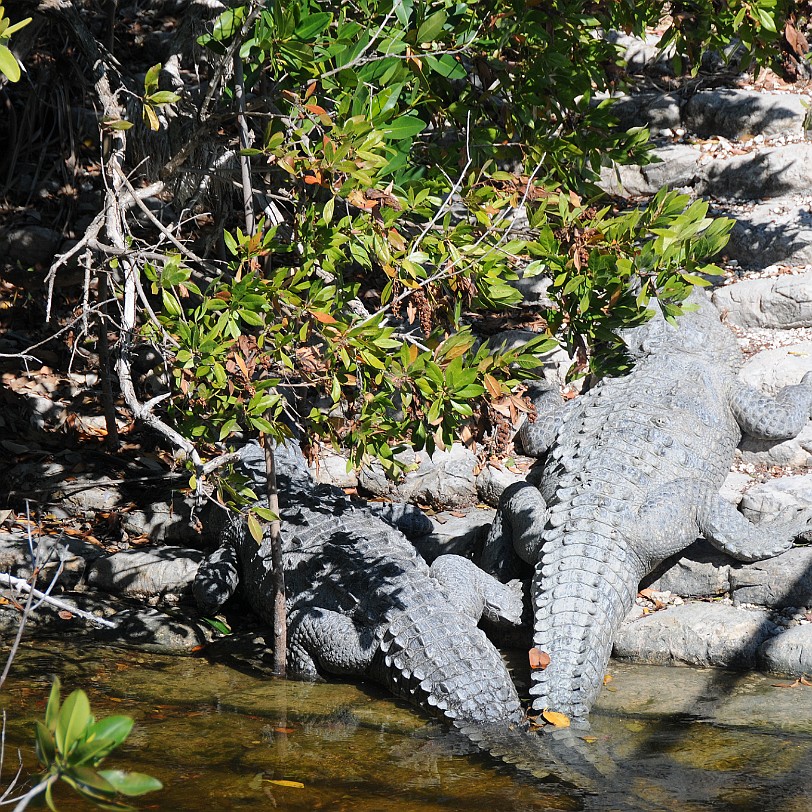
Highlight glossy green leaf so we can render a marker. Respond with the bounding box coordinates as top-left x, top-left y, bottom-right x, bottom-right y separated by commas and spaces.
55, 689, 91, 756
247, 512, 264, 543
45, 678, 61, 731
98, 769, 163, 797
35, 721, 56, 767
148, 90, 182, 105
381, 116, 425, 140
0, 43, 20, 82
